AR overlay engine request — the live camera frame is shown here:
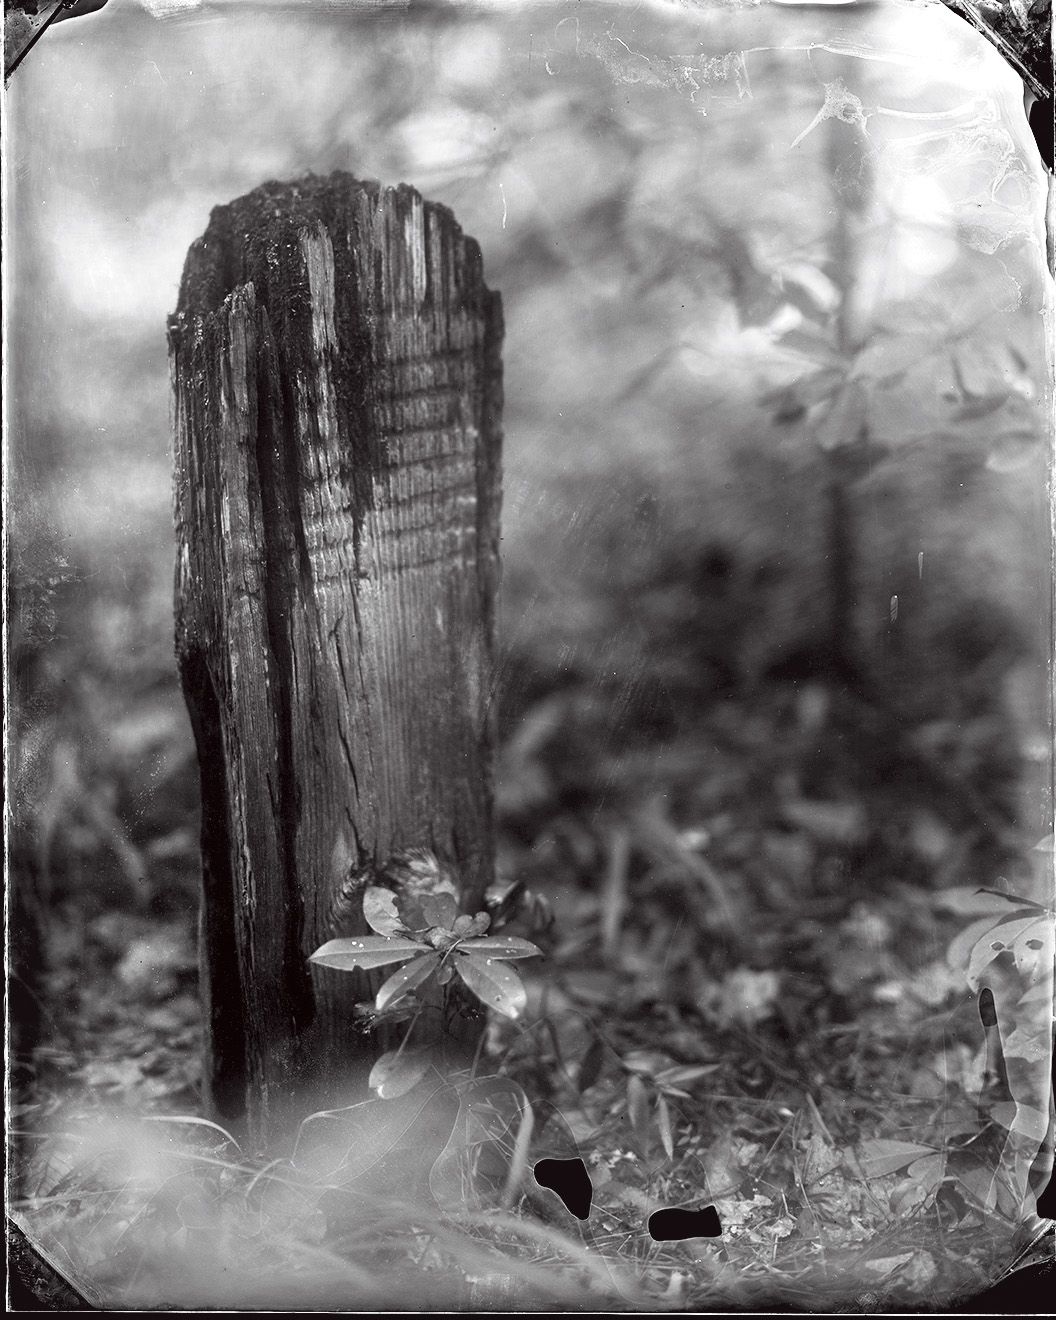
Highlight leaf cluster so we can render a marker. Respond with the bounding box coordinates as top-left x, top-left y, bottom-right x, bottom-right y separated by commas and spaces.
310, 856, 543, 1099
